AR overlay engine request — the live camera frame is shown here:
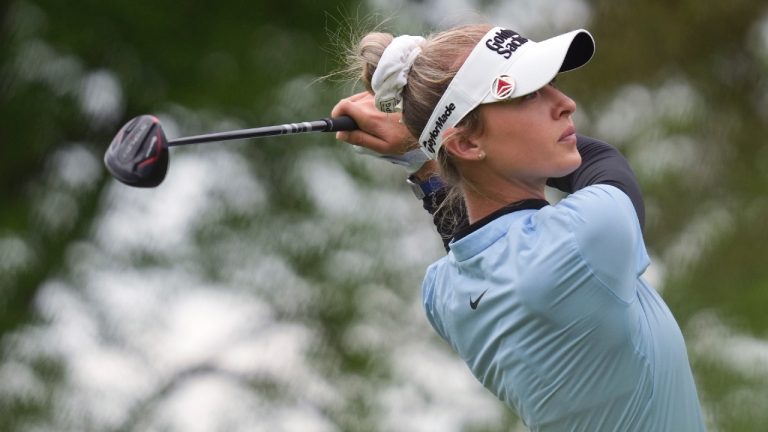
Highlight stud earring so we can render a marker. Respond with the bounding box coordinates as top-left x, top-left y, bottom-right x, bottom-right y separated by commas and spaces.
477, 151, 486, 160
